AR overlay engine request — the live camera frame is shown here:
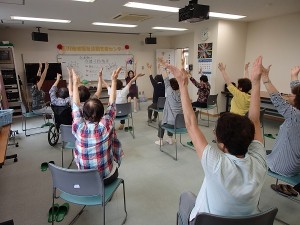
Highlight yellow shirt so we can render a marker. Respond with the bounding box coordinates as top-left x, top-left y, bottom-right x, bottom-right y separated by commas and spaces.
227, 84, 250, 116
